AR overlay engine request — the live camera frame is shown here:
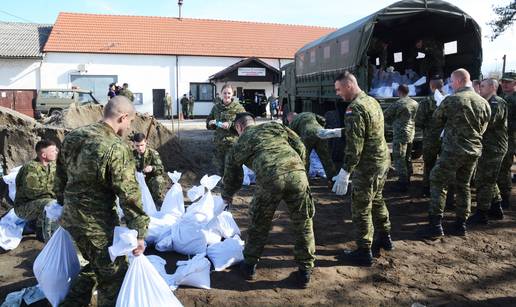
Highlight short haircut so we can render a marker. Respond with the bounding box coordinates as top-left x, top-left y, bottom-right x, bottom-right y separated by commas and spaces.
334, 70, 357, 84
430, 78, 444, 89
132, 132, 146, 143
482, 78, 498, 89
452, 68, 470, 82
234, 112, 255, 127
398, 84, 409, 95
35, 139, 56, 154
123, 83, 129, 87
104, 96, 135, 118
221, 84, 234, 93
